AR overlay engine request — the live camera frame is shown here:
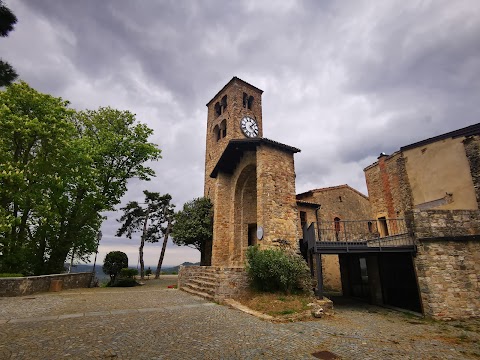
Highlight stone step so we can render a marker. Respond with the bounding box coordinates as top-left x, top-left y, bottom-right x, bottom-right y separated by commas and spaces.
185, 281, 215, 295
189, 278, 216, 290
181, 285, 214, 302
193, 274, 217, 282
184, 282, 215, 296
